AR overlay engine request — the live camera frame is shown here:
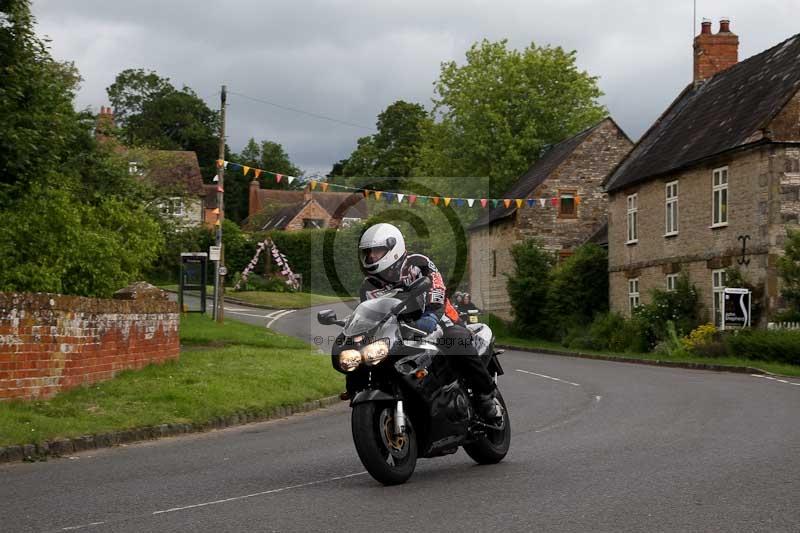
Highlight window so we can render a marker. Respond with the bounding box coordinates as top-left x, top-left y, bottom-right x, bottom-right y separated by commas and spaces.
712, 167, 728, 226
558, 250, 573, 264
492, 250, 497, 277
303, 218, 325, 229
626, 194, 638, 244
712, 269, 727, 327
666, 273, 679, 292
665, 180, 679, 235
628, 278, 640, 312
558, 191, 576, 218
159, 197, 184, 217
